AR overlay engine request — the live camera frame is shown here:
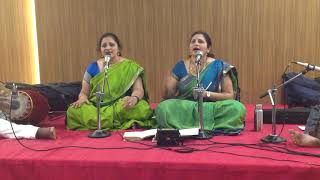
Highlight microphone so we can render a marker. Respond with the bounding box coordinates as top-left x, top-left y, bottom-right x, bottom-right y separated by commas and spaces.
104, 53, 111, 70
195, 51, 204, 64
294, 61, 320, 72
